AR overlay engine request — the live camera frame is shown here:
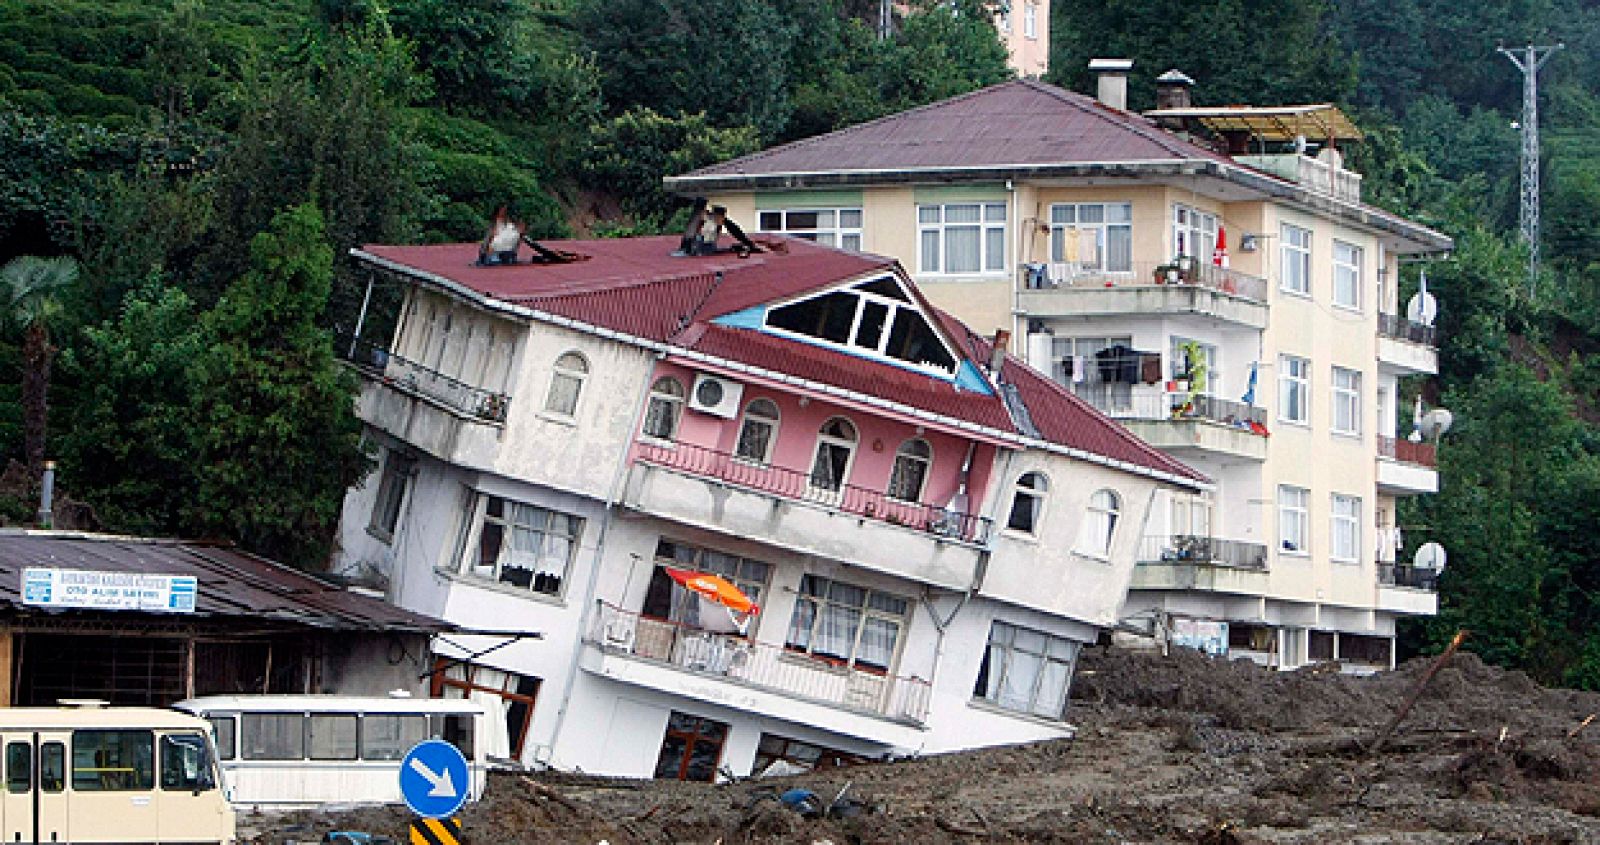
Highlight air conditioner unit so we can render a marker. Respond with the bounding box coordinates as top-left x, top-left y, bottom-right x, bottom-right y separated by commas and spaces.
689, 374, 744, 418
